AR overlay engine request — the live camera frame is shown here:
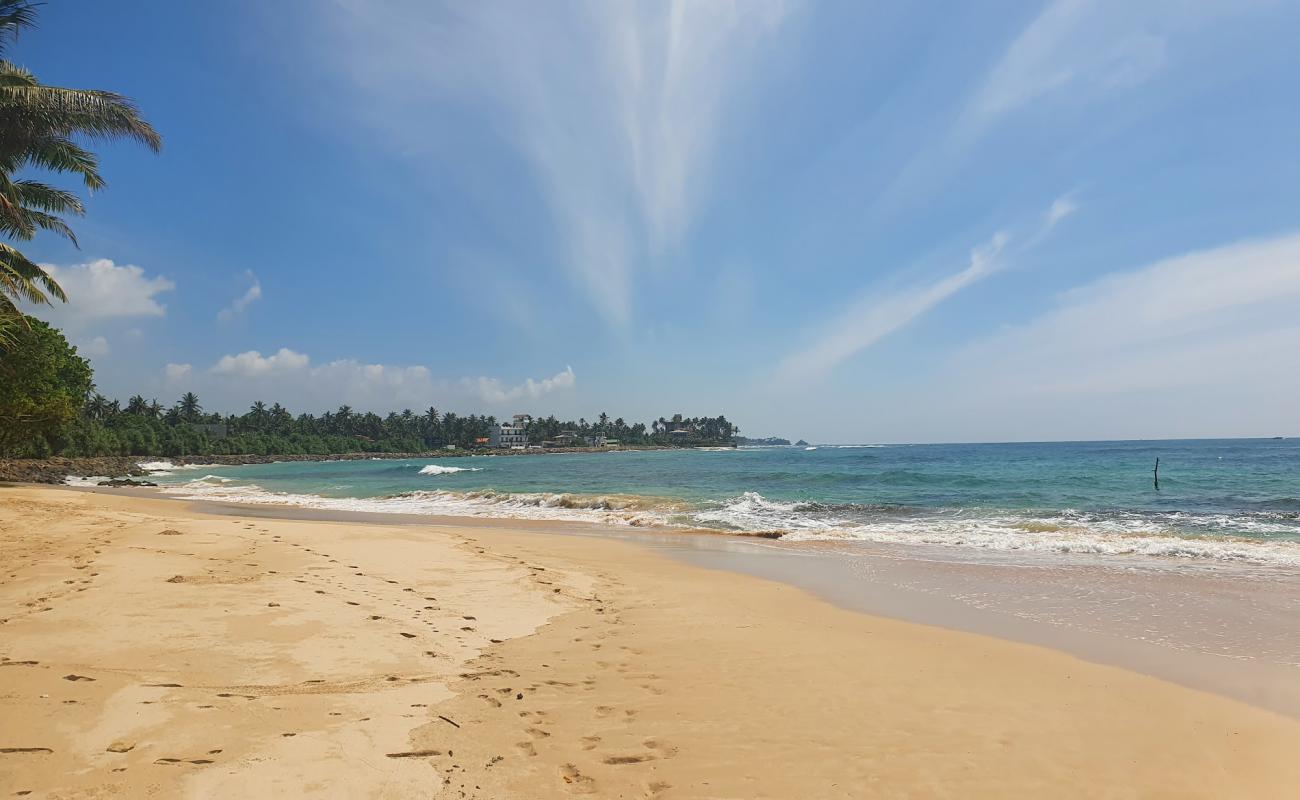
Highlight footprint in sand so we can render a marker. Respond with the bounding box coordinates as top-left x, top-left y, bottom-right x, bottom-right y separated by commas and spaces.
603, 754, 655, 765
559, 764, 597, 794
